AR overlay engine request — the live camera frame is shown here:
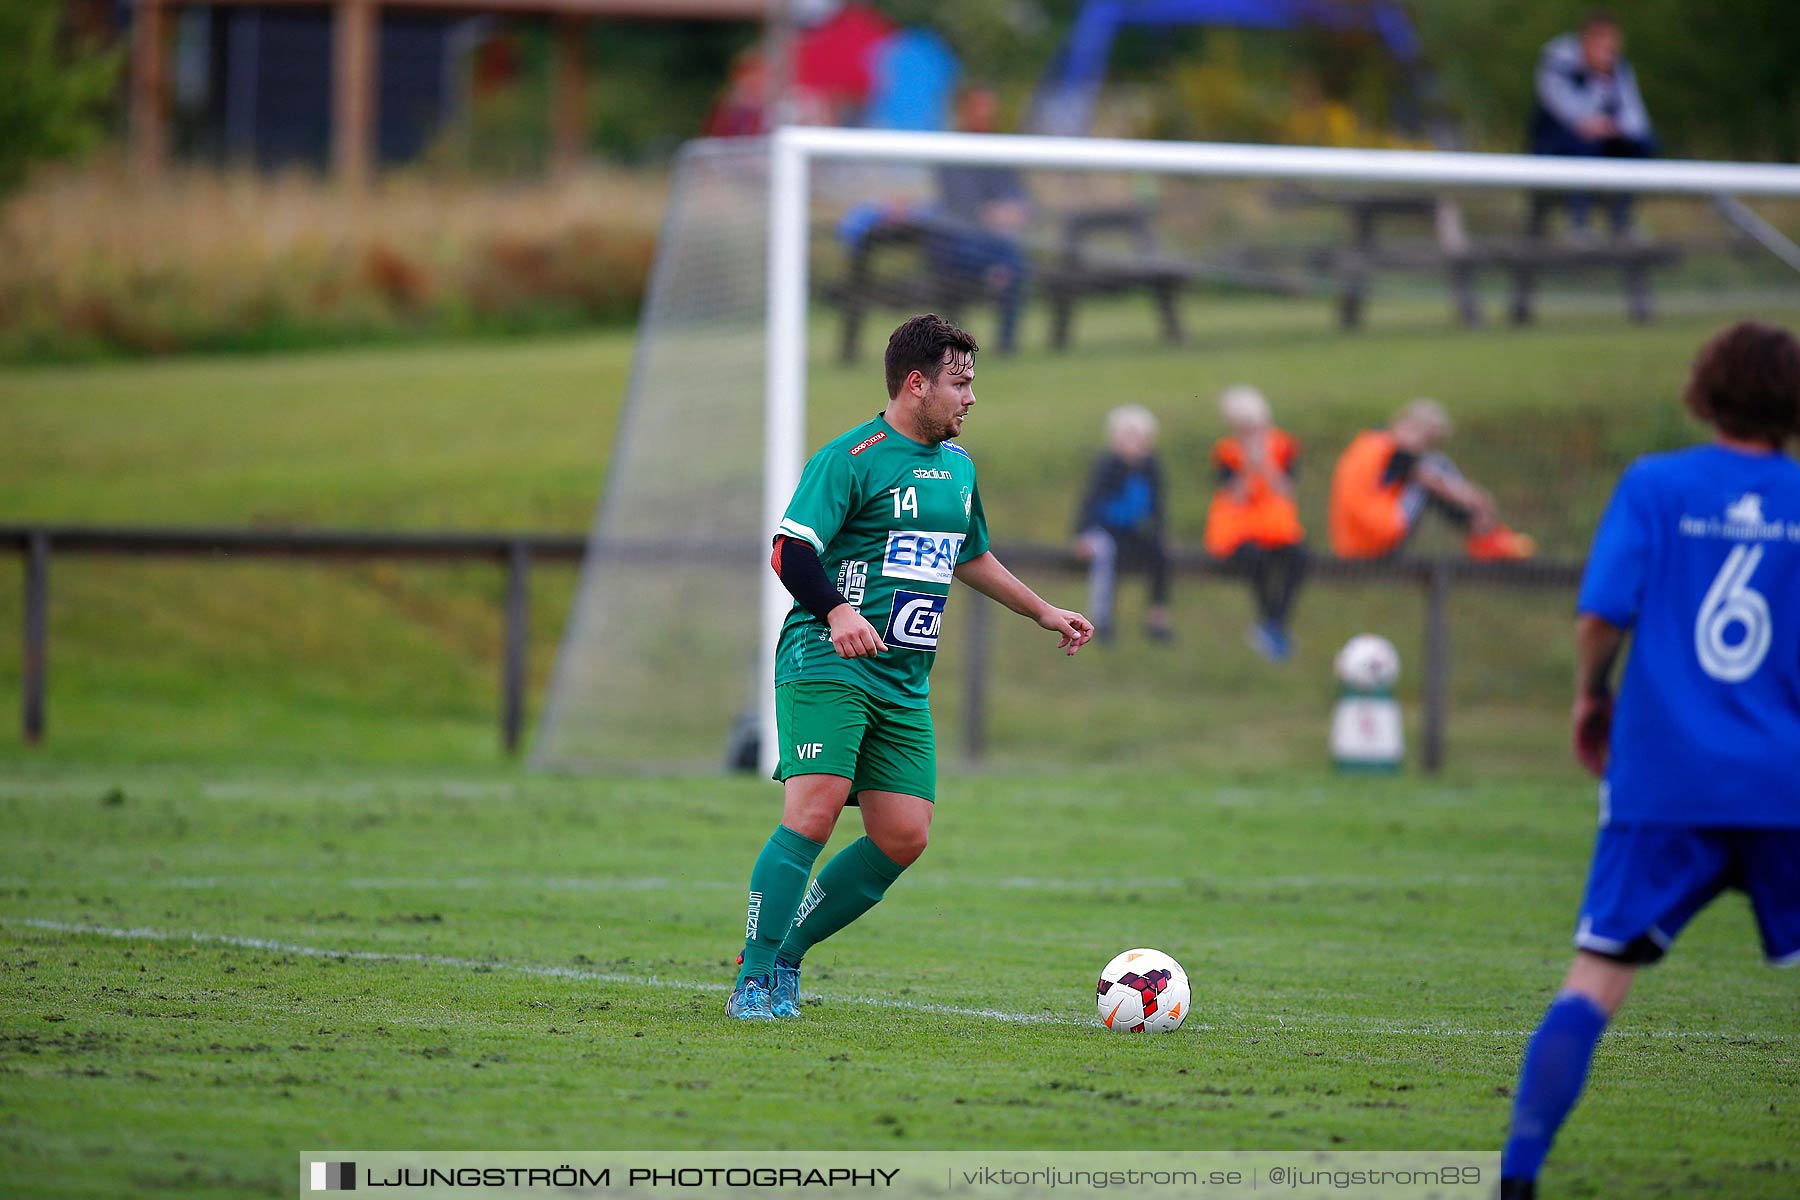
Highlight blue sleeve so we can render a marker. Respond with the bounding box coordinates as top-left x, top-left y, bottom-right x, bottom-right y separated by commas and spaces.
1577, 465, 1652, 626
